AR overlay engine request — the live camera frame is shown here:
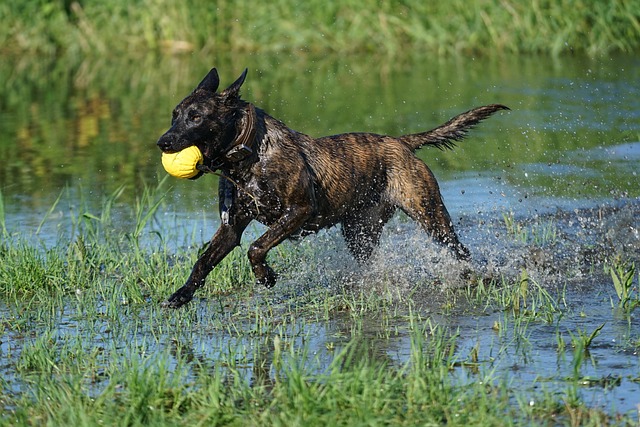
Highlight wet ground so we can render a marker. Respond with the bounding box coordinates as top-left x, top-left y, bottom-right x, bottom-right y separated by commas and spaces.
5, 193, 637, 415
